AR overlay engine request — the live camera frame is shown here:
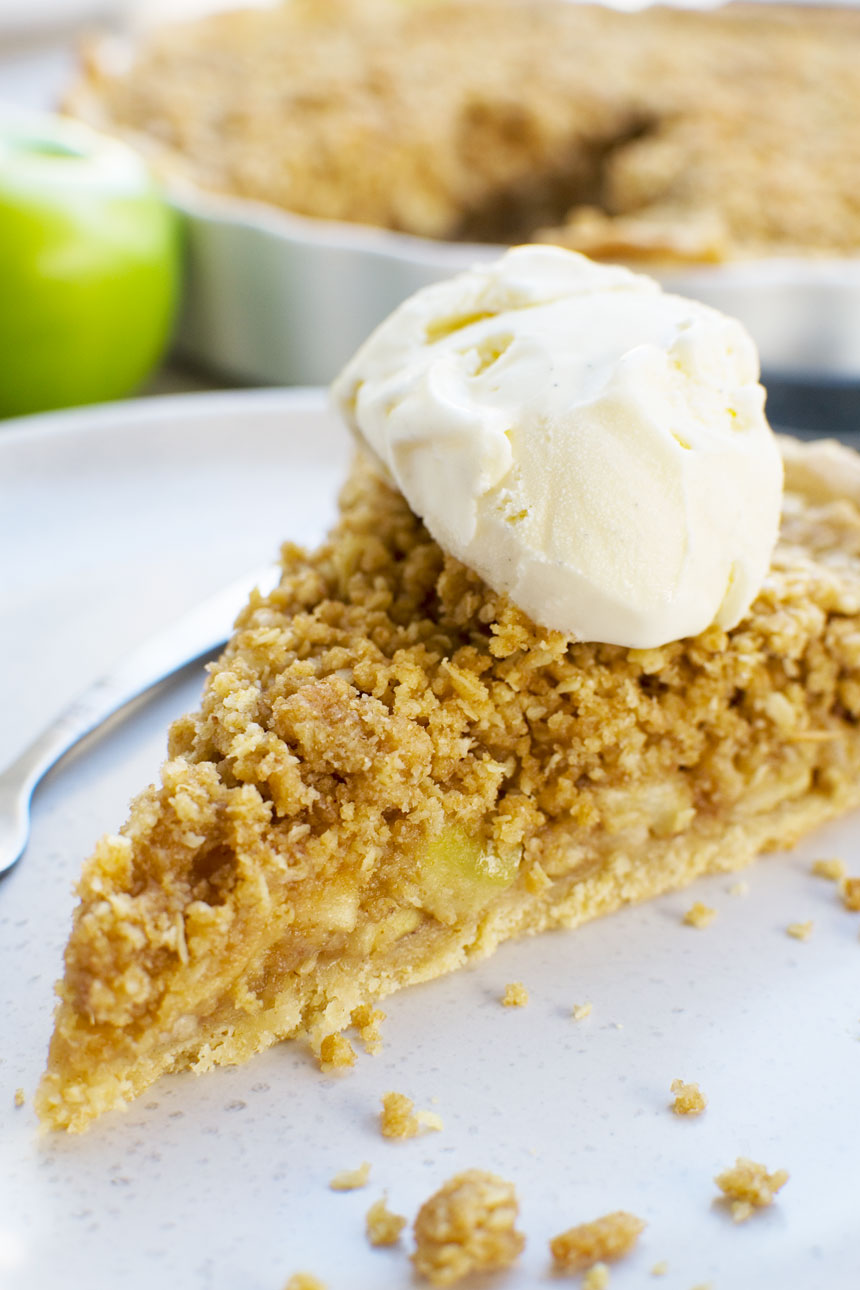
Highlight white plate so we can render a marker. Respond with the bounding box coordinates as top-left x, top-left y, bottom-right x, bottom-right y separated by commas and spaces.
1, 390, 859, 1290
